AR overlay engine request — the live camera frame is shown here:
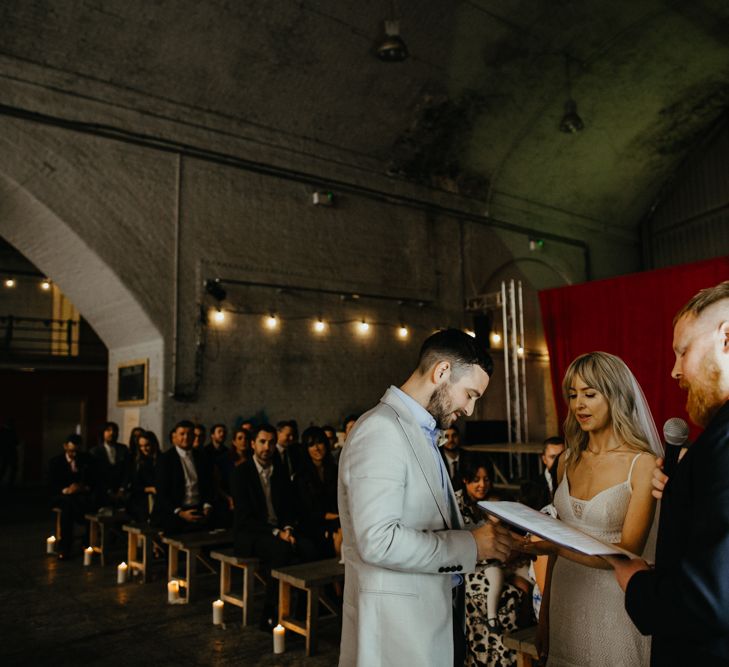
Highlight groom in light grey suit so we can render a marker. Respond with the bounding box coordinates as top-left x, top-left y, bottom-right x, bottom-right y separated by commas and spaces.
338, 329, 514, 666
